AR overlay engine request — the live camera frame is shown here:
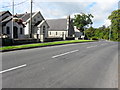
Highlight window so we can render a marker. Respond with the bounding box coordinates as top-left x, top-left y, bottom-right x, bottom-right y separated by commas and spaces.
50, 32, 51, 35
34, 18, 36, 22
20, 28, 23, 34
56, 32, 57, 35
13, 26, 18, 38
43, 26, 45, 34
6, 26, 10, 34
